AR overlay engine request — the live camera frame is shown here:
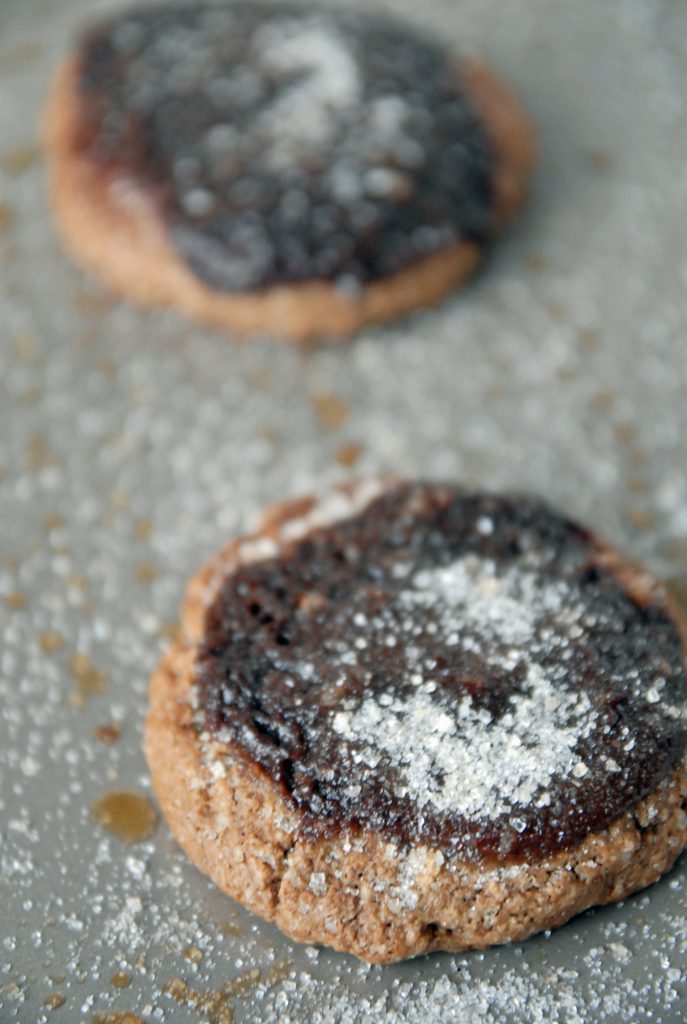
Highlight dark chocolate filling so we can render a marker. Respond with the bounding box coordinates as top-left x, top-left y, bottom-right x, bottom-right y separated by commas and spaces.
196, 483, 687, 862
74, 3, 496, 291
